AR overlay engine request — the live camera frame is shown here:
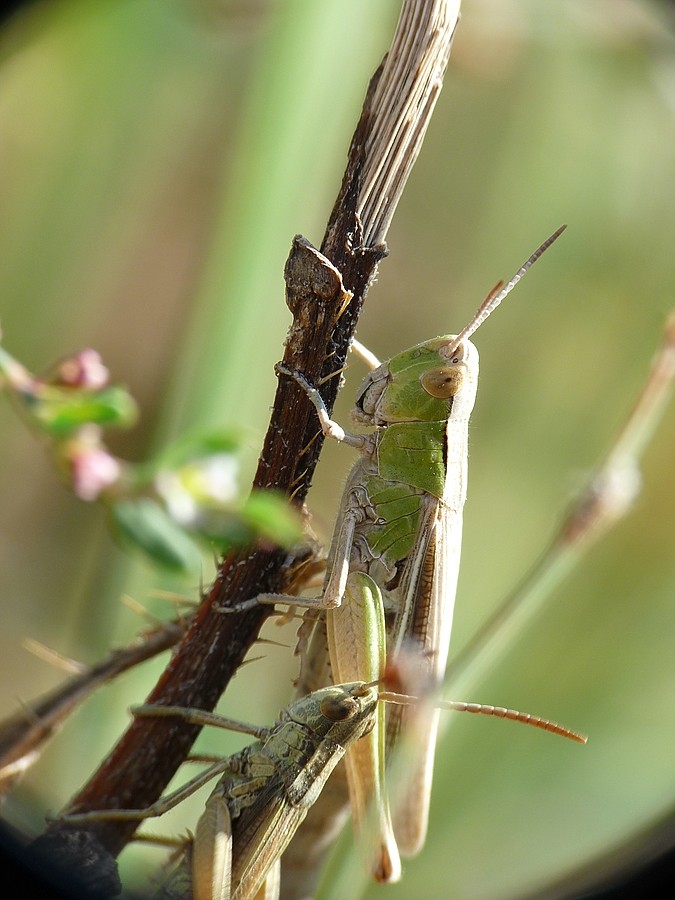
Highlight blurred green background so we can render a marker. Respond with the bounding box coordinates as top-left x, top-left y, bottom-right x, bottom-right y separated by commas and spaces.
1, 1, 674, 897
